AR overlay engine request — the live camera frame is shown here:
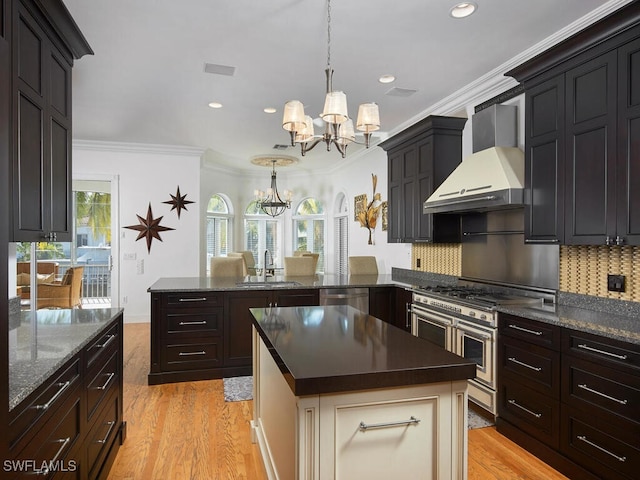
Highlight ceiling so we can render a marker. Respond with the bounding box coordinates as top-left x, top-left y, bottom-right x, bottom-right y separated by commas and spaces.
63, 0, 623, 174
